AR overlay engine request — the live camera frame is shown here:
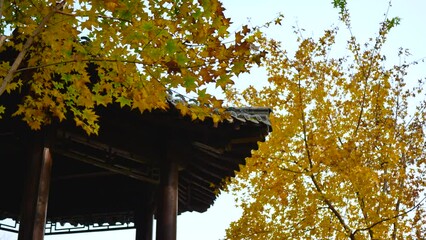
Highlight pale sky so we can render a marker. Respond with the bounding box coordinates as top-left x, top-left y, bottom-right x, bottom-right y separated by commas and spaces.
1, 0, 426, 239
